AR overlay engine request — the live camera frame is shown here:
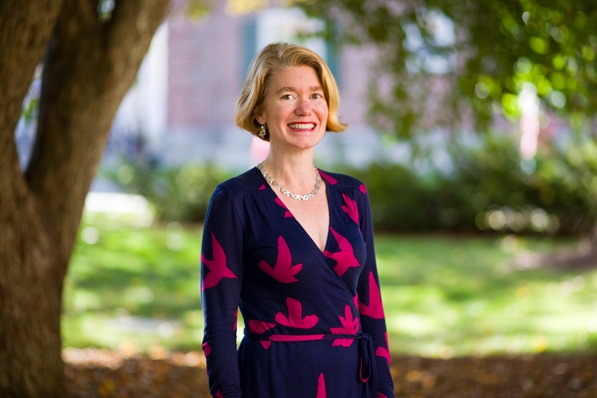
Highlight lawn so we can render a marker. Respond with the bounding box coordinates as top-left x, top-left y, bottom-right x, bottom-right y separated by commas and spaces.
375, 234, 597, 357
63, 213, 597, 358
